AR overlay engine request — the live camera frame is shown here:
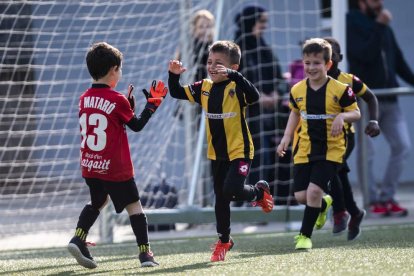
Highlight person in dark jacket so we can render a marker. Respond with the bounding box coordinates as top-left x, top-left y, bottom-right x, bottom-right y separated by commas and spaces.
234, 6, 287, 196
347, 0, 413, 216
